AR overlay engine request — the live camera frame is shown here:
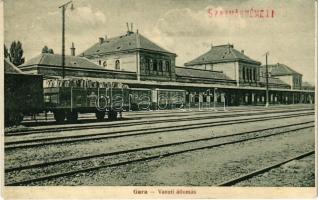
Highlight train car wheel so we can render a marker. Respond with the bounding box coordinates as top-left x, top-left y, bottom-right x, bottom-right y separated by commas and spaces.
54, 111, 65, 123
5, 112, 23, 126
15, 113, 24, 125
108, 110, 117, 120
95, 111, 105, 121
66, 111, 78, 123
